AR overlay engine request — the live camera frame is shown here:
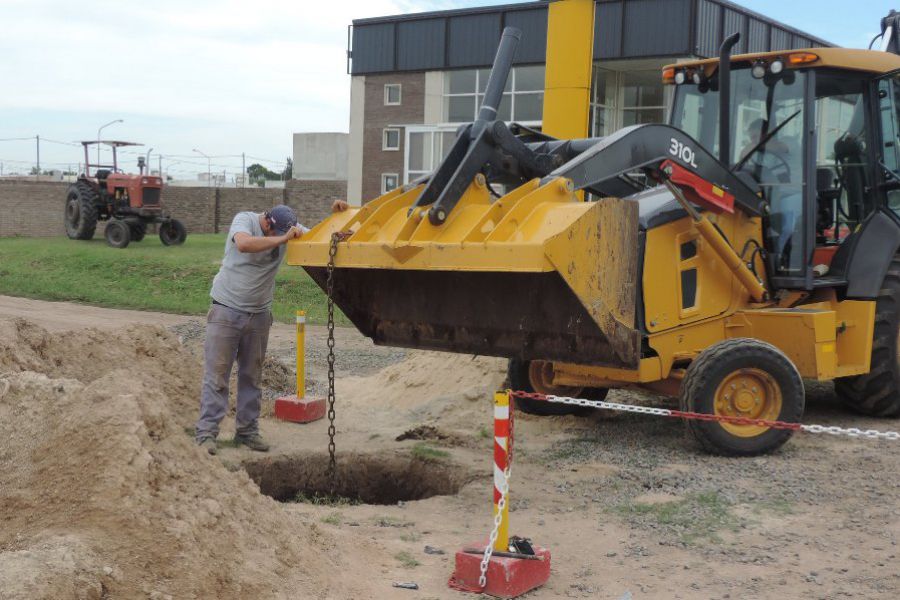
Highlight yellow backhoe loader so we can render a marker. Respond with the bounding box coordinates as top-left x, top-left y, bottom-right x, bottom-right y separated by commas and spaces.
289, 1, 900, 455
